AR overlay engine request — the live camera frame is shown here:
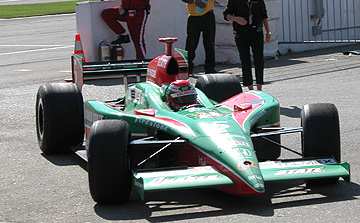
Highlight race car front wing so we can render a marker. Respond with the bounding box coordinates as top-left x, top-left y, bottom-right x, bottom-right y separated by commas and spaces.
132, 157, 349, 200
